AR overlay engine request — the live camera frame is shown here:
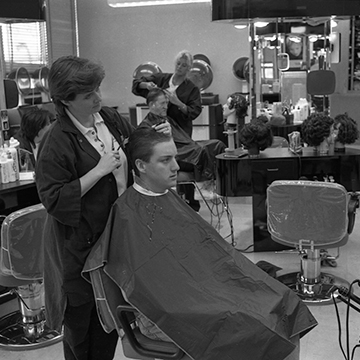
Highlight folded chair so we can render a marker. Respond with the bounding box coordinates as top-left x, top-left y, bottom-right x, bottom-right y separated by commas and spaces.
0, 204, 62, 349
267, 180, 359, 304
